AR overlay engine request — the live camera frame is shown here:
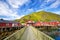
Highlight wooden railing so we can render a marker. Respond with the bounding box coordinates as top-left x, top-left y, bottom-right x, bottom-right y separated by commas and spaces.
38, 31, 55, 40
31, 26, 55, 40
4, 27, 26, 40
